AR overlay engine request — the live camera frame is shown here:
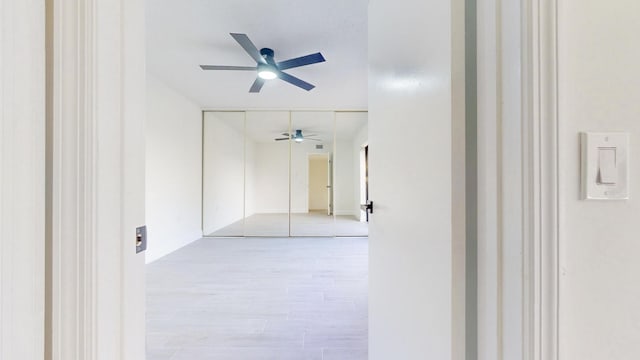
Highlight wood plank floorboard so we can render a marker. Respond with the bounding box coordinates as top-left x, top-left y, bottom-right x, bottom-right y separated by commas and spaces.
146, 237, 368, 359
